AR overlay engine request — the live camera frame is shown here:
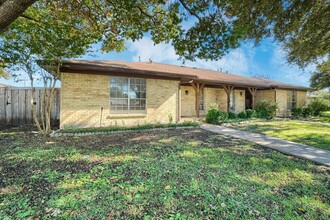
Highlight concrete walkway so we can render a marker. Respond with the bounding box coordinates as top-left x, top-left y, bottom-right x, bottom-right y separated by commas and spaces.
201, 124, 330, 166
